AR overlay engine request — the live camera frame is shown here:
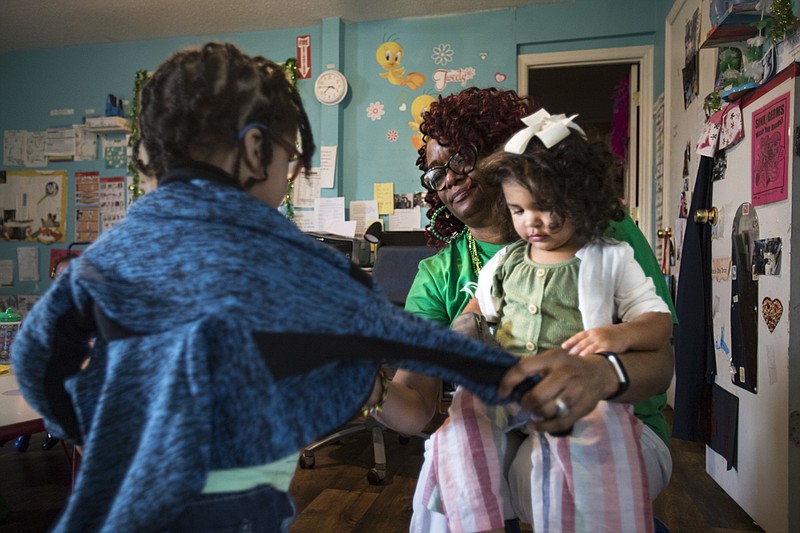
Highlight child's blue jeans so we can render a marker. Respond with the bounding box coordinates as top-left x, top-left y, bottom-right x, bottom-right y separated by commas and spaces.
165, 484, 295, 533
